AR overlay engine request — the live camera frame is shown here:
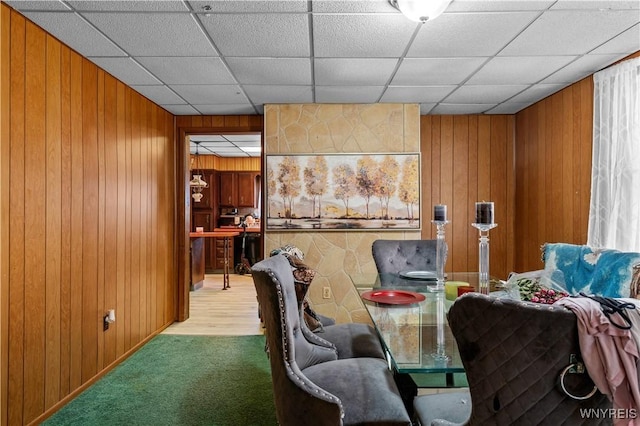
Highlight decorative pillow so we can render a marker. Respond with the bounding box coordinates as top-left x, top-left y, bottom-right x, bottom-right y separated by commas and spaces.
270, 245, 325, 331
542, 243, 640, 298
